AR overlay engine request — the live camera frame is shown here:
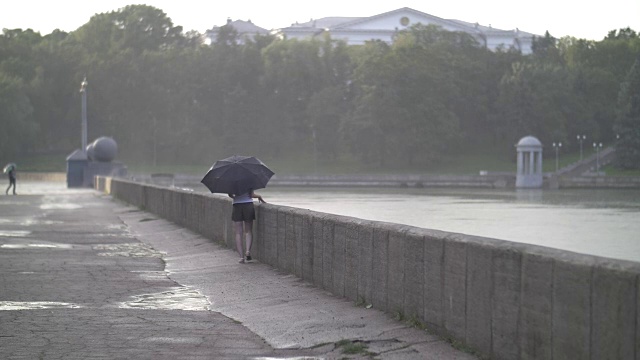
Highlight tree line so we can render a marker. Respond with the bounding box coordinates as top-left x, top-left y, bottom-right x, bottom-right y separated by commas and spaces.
1, 5, 639, 169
